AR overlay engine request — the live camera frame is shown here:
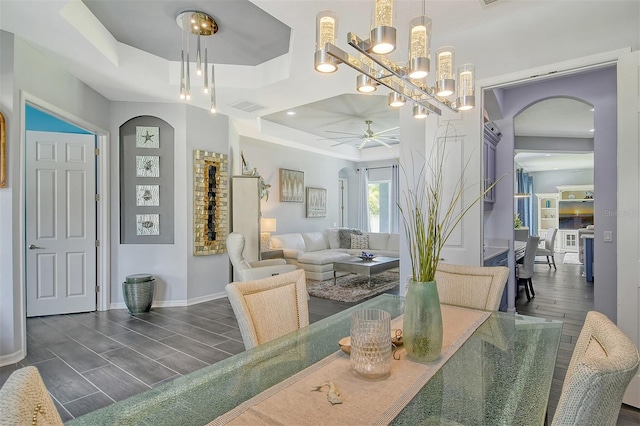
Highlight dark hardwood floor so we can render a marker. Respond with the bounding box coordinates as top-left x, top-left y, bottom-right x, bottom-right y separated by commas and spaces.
1, 256, 638, 424
516, 253, 640, 425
